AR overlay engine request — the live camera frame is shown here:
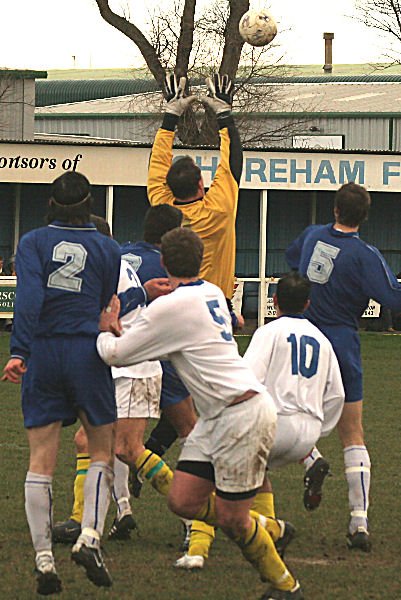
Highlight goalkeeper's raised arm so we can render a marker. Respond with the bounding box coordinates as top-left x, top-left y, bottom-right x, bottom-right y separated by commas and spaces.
147, 73, 243, 300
